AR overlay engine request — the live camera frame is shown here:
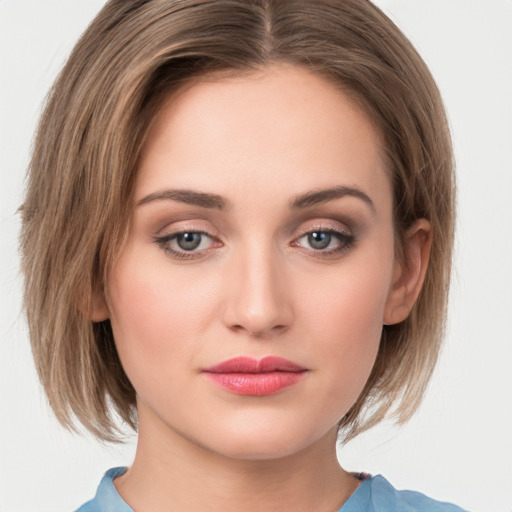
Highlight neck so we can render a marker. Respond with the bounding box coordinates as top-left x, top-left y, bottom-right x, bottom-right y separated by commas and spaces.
115, 409, 359, 512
